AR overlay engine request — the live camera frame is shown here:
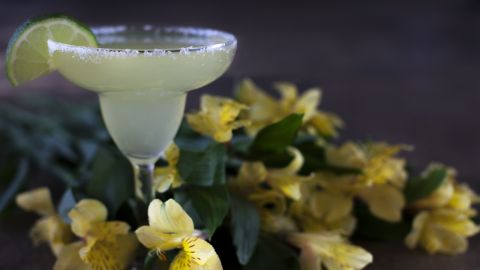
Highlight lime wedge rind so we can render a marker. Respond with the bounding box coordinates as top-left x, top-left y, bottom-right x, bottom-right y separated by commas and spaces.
5, 14, 97, 87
